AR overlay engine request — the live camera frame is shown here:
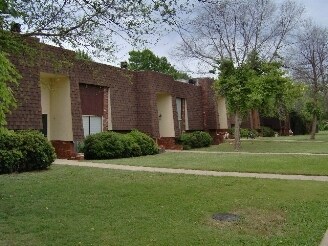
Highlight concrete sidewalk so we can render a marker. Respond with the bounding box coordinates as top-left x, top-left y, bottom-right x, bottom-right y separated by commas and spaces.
54, 159, 328, 182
